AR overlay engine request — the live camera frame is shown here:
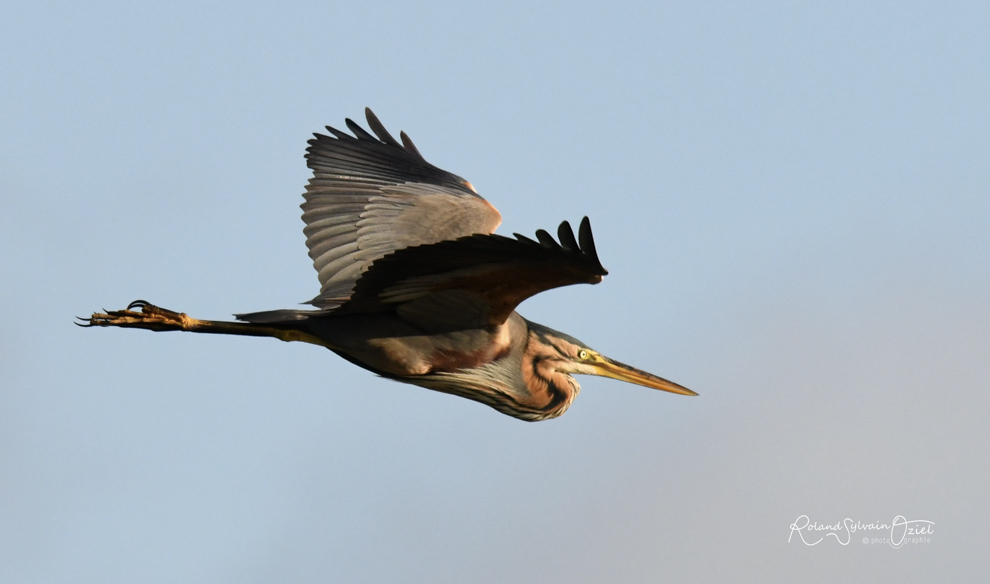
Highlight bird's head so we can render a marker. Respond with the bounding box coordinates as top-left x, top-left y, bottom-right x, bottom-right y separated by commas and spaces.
524, 321, 697, 399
